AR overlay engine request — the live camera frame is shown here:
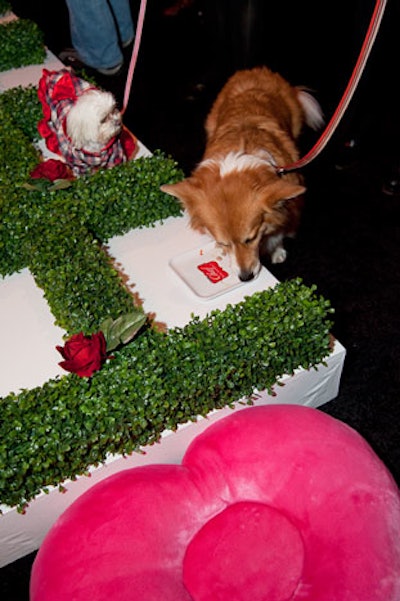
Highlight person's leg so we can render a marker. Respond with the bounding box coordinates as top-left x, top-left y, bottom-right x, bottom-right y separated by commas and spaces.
109, 0, 134, 46
65, 0, 123, 70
